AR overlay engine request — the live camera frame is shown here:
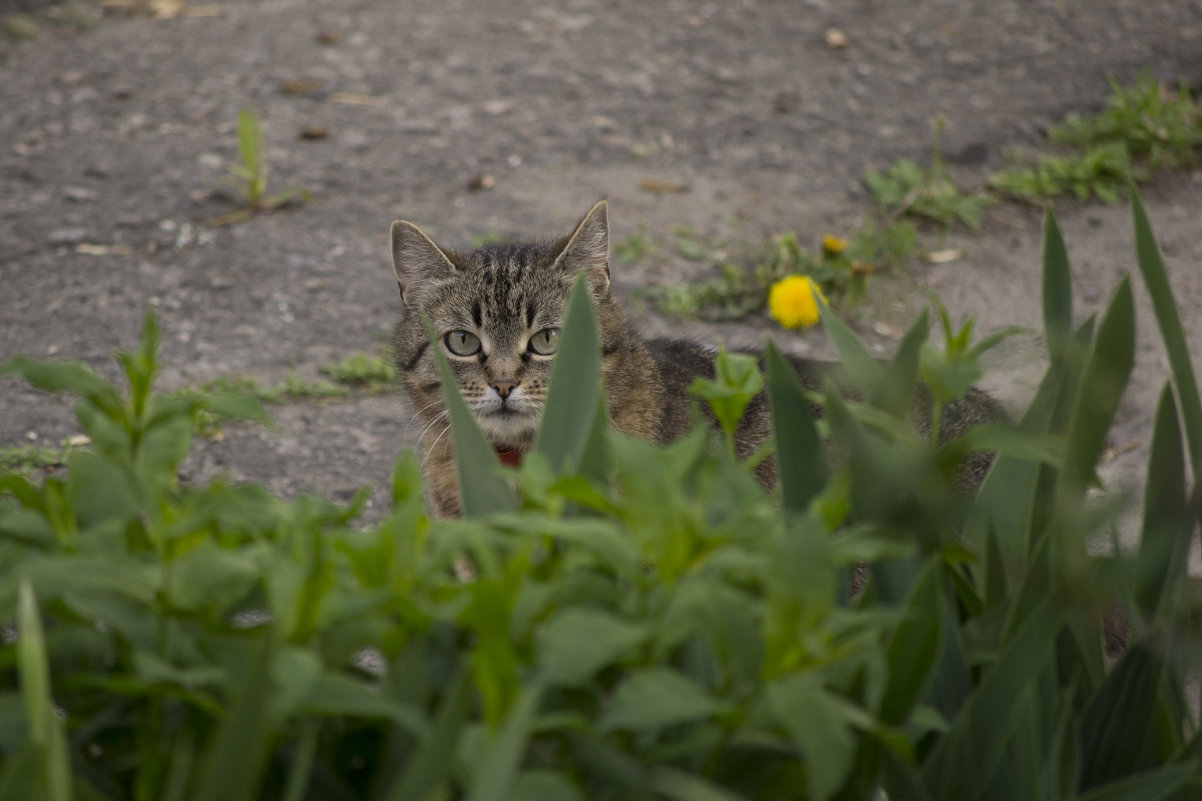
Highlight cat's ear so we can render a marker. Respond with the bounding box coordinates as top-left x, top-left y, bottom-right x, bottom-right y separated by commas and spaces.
390, 220, 457, 307
554, 200, 611, 297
